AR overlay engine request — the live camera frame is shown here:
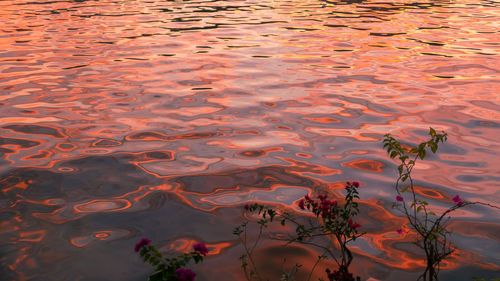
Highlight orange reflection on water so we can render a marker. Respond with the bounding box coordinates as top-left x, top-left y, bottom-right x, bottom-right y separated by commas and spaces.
74, 199, 132, 213
71, 229, 131, 247
278, 157, 341, 176
166, 238, 233, 256
342, 159, 385, 173
18, 230, 46, 243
